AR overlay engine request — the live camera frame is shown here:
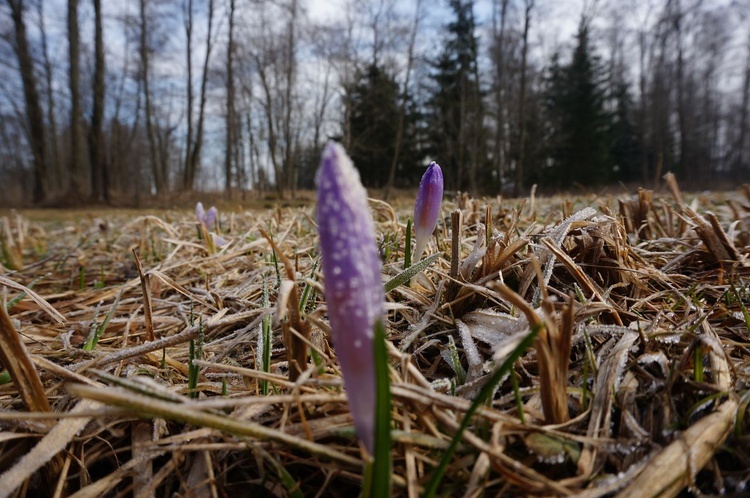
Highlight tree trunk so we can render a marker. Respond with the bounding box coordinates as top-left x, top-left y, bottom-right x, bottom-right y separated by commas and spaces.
282, 0, 298, 198
515, 0, 533, 197
37, 0, 61, 198
735, 36, 750, 175
183, 0, 194, 190
384, 0, 421, 201
256, 61, 284, 197
68, 0, 85, 197
246, 110, 258, 192
89, 0, 107, 202
492, 0, 509, 192
468, 2, 482, 197
224, 0, 236, 194
8, 0, 48, 203
673, 0, 689, 179
313, 69, 330, 149
140, 0, 166, 194
637, 29, 650, 185
185, 0, 214, 191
